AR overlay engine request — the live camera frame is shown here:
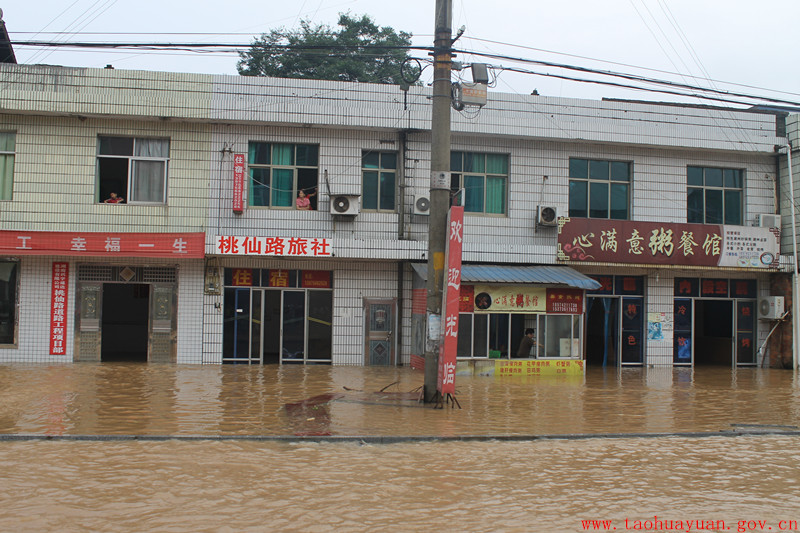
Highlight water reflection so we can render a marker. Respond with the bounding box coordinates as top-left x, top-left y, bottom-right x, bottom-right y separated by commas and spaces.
0, 364, 798, 437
